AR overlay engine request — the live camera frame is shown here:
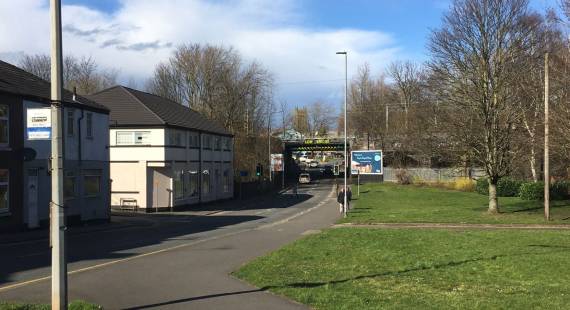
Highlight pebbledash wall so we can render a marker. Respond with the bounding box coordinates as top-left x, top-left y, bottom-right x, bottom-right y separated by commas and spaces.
109, 127, 233, 211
